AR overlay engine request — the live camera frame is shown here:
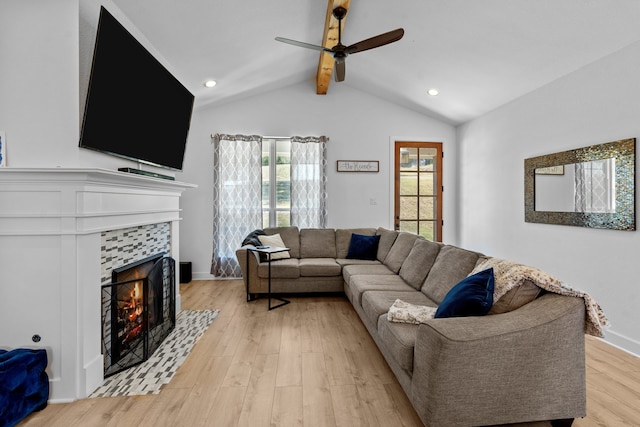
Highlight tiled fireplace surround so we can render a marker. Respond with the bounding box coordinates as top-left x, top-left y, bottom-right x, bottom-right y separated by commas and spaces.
0, 169, 195, 402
